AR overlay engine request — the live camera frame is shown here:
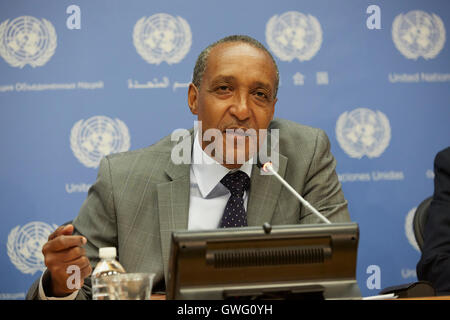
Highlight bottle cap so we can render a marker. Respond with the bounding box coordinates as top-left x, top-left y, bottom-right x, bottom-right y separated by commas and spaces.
99, 247, 117, 259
